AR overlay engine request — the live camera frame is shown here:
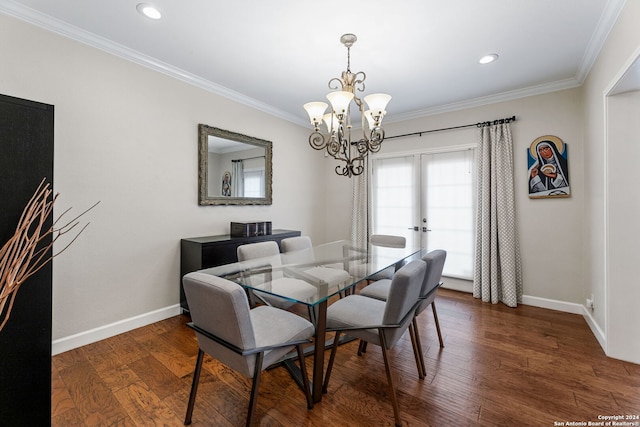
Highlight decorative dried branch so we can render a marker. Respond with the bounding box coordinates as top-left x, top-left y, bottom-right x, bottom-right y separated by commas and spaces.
0, 178, 98, 332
